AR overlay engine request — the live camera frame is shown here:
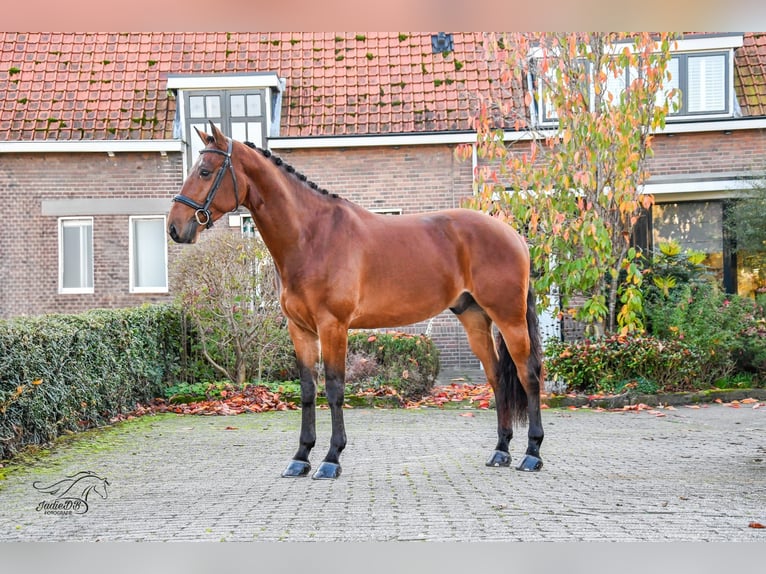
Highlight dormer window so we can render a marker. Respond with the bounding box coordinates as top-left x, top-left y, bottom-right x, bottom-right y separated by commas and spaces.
167, 73, 285, 171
